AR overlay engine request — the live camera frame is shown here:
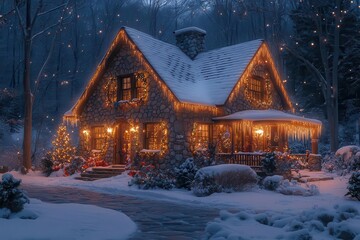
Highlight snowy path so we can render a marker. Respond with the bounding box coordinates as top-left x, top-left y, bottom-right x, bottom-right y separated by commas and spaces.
22, 184, 222, 239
